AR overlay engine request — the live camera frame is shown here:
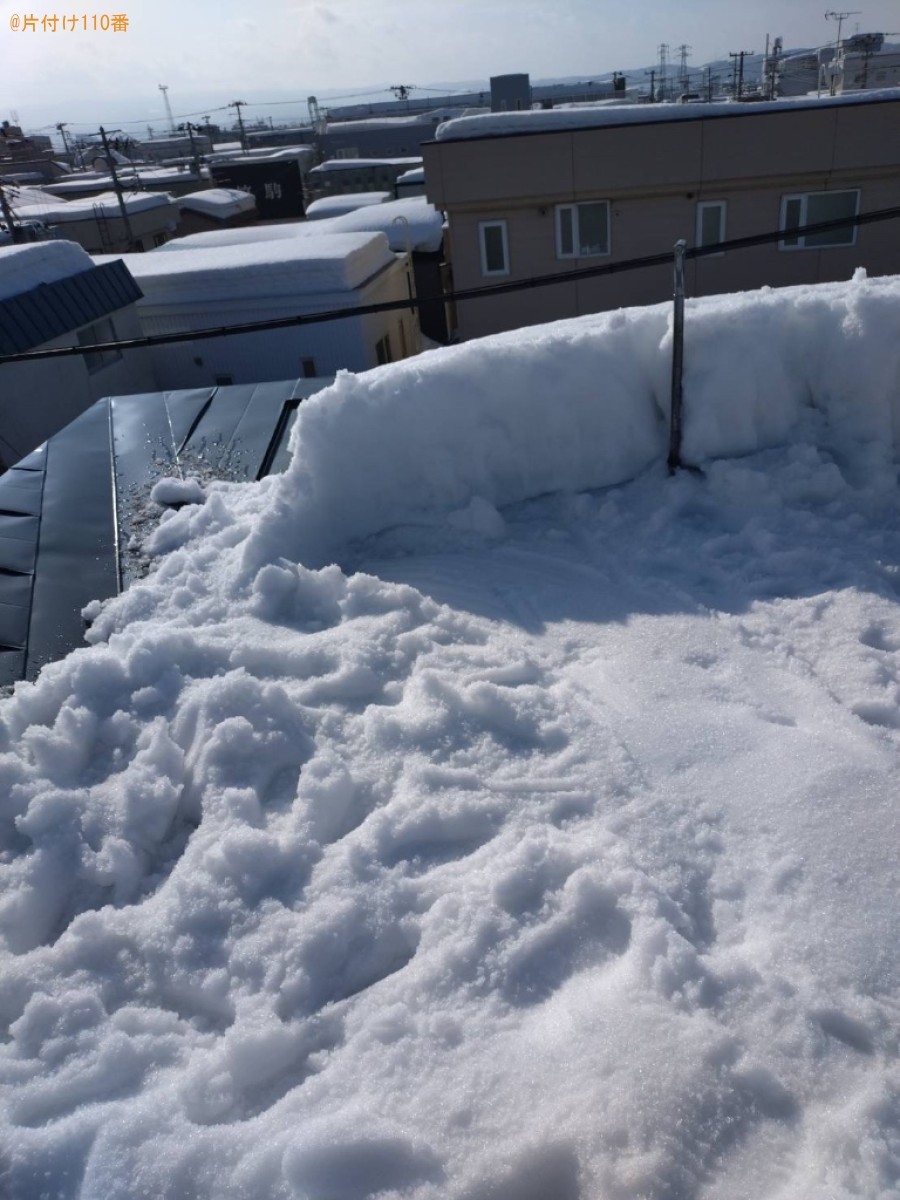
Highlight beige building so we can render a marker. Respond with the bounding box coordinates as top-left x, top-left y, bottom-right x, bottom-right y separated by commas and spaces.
422, 94, 900, 340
